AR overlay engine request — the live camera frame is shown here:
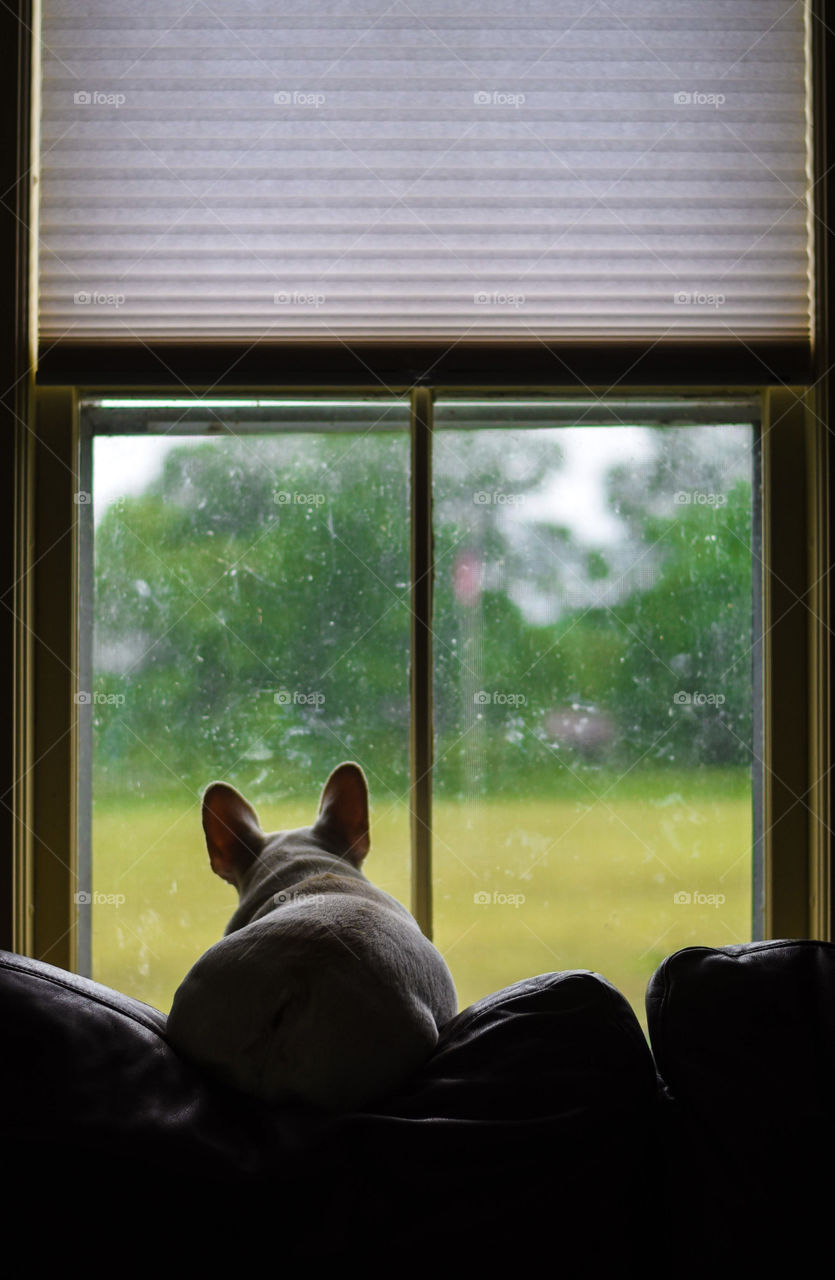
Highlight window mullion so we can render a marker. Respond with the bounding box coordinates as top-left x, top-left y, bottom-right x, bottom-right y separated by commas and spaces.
410, 386, 434, 937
